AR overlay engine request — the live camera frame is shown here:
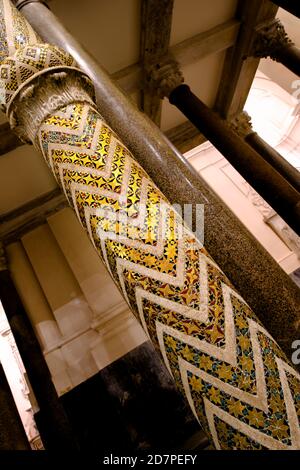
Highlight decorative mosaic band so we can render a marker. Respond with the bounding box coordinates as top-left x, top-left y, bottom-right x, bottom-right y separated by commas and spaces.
0, 0, 299, 450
